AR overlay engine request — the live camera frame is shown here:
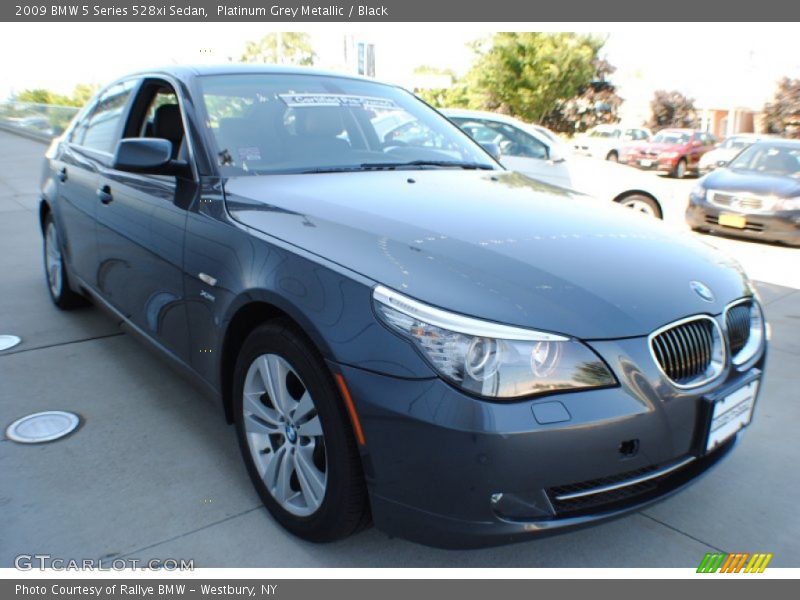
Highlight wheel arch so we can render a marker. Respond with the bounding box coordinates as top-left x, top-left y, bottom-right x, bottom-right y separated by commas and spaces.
218, 294, 336, 424
39, 198, 52, 232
